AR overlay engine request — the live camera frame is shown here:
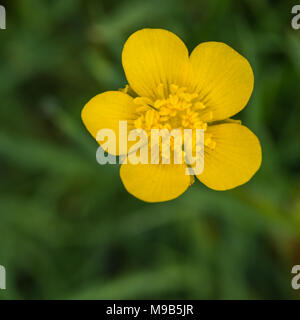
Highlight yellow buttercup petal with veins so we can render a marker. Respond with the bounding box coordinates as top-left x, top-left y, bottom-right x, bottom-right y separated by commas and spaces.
81, 91, 148, 156
120, 163, 193, 203
196, 123, 262, 190
188, 42, 254, 122
122, 28, 190, 100
81, 28, 262, 203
